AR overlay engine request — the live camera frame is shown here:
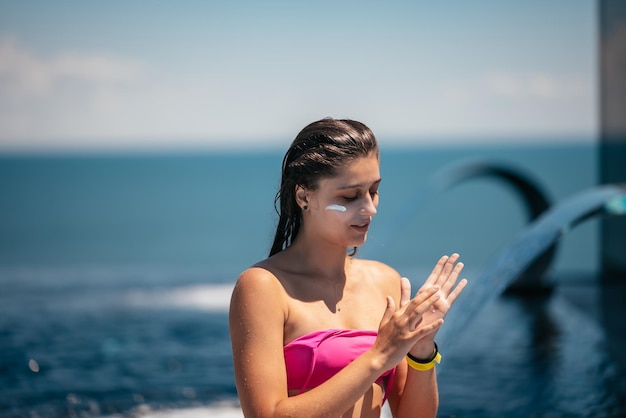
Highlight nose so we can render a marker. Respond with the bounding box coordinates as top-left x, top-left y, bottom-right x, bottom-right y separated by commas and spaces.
361, 194, 378, 216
